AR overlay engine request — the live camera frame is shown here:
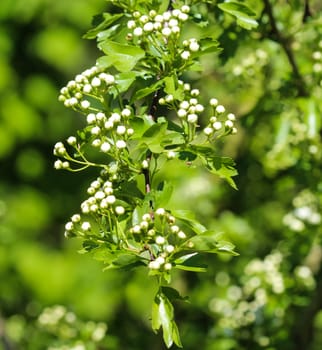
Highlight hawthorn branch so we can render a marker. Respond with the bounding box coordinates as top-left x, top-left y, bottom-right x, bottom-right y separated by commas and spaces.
263, 0, 308, 97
